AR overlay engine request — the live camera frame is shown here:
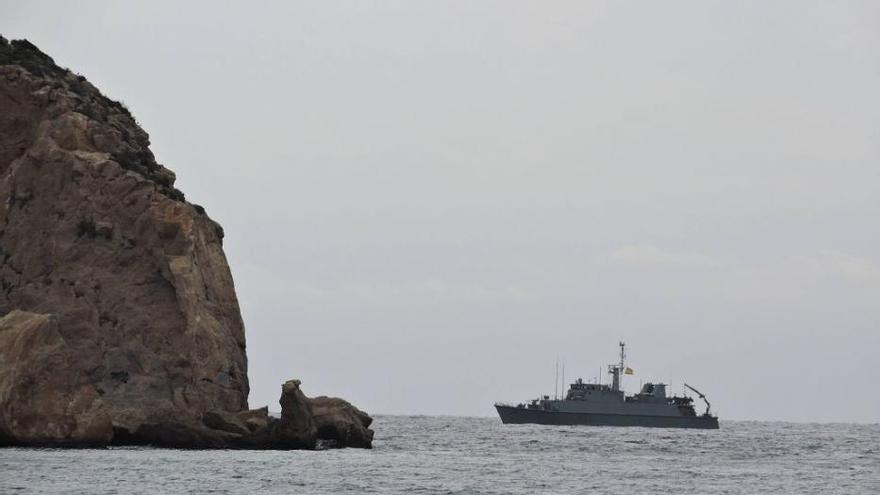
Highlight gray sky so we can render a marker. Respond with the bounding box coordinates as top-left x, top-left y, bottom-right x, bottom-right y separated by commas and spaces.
3, 1, 879, 423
